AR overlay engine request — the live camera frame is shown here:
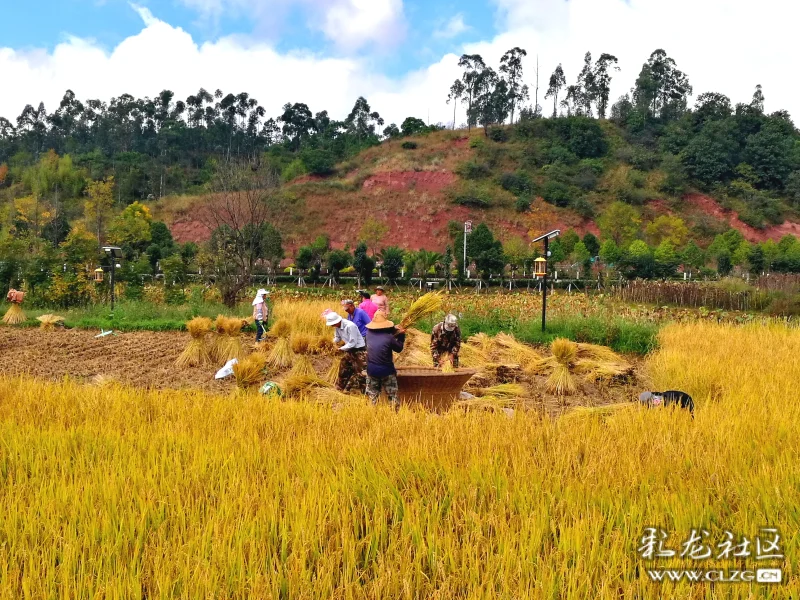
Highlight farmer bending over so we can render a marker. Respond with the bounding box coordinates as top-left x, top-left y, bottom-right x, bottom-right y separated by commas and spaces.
365, 312, 406, 411
326, 312, 367, 392
638, 390, 695, 416
431, 314, 461, 368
